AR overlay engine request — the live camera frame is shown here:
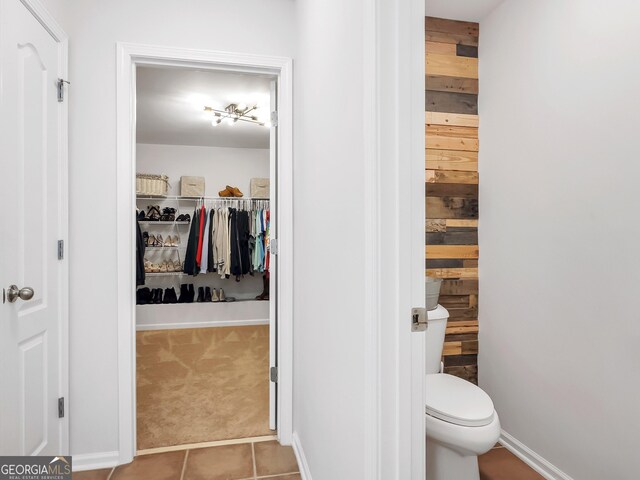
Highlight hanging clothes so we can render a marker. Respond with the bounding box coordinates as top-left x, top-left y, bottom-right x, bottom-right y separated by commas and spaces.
207, 208, 216, 272
201, 208, 210, 273
195, 203, 206, 268
183, 208, 199, 275
135, 216, 146, 286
